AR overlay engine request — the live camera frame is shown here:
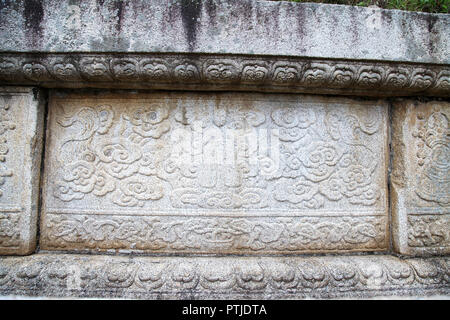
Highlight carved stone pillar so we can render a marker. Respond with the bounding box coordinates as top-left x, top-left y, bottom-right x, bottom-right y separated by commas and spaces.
392, 100, 450, 256
0, 87, 44, 255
